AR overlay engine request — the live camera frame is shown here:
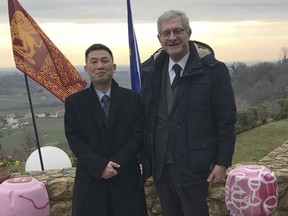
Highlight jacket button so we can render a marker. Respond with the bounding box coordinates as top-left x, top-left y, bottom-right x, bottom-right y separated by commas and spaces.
176, 154, 180, 158
177, 126, 181, 130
